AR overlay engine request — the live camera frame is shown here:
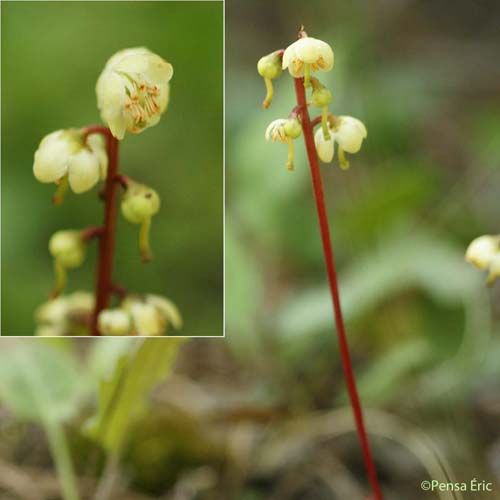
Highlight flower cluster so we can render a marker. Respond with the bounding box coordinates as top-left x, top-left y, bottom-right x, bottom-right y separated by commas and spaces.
98, 294, 182, 336
465, 235, 500, 285
32, 47, 179, 336
258, 32, 367, 171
